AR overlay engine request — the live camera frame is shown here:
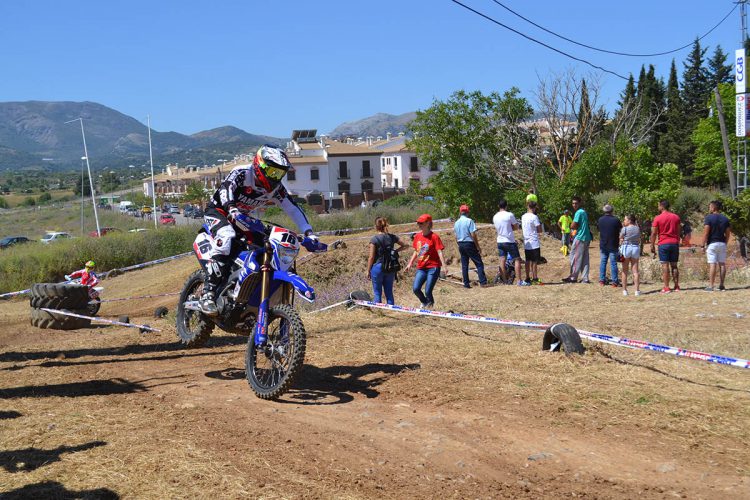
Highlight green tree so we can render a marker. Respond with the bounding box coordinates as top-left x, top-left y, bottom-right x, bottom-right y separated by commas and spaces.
408, 88, 536, 218
74, 175, 91, 197
708, 45, 733, 86
99, 171, 121, 193
692, 82, 737, 187
657, 60, 691, 169
38, 192, 52, 203
184, 181, 208, 204
682, 38, 710, 127
617, 74, 636, 109
20, 196, 36, 207
0, 196, 7, 209
611, 144, 683, 220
